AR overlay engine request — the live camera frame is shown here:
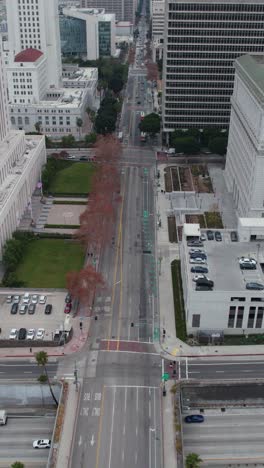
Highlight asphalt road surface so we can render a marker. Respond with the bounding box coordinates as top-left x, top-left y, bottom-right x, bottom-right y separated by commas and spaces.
0, 359, 58, 380
179, 358, 264, 380
183, 410, 264, 465
0, 415, 55, 467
